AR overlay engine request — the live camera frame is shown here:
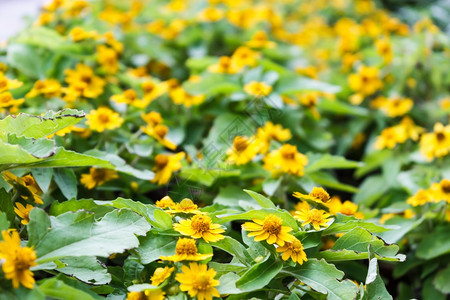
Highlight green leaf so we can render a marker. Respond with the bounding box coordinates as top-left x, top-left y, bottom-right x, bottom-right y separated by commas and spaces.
99, 198, 156, 226
284, 259, 359, 300
217, 208, 299, 231
305, 154, 362, 173
38, 277, 99, 300
53, 168, 77, 200
58, 256, 111, 285
0, 109, 84, 141
262, 177, 282, 197
35, 209, 150, 263
433, 265, 450, 294
235, 257, 282, 292
211, 237, 250, 266
317, 99, 369, 117
27, 208, 51, 247
0, 211, 10, 233
277, 75, 341, 94
356, 150, 392, 178
353, 175, 389, 206
31, 168, 53, 193
50, 199, 113, 218
7, 44, 45, 78
7, 135, 55, 158
136, 233, 177, 264
323, 217, 391, 235
0, 188, 15, 226
308, 171, 358, 193
153, 209, 173, 230
365, 246, 393, 300
378, 216, 424, 244
183, 74, 240, 95
416, 226, 450, 259
243, 189, 276, 209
